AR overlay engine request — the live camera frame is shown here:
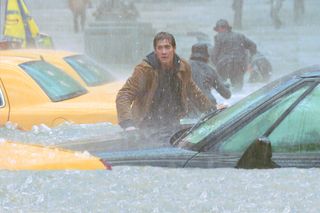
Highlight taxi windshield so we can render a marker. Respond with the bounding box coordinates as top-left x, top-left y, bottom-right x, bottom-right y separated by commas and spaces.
64, 55, 115, 86
20, 60, 87, 102
178, 76, 299, 147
